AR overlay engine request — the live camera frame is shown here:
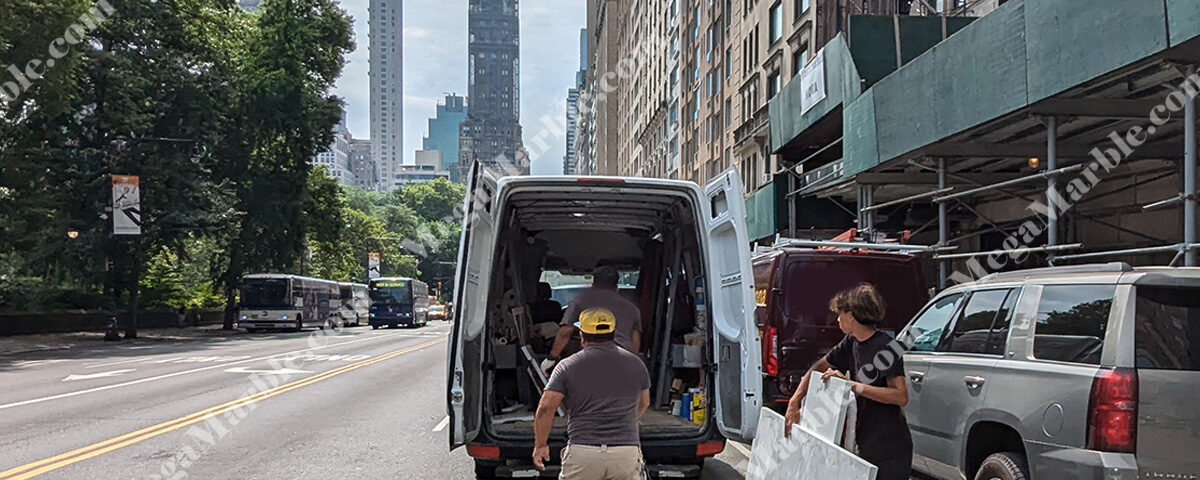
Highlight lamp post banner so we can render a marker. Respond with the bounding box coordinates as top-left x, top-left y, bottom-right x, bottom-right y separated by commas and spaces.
111, 175, 141, 235
368, 252, 380, 279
